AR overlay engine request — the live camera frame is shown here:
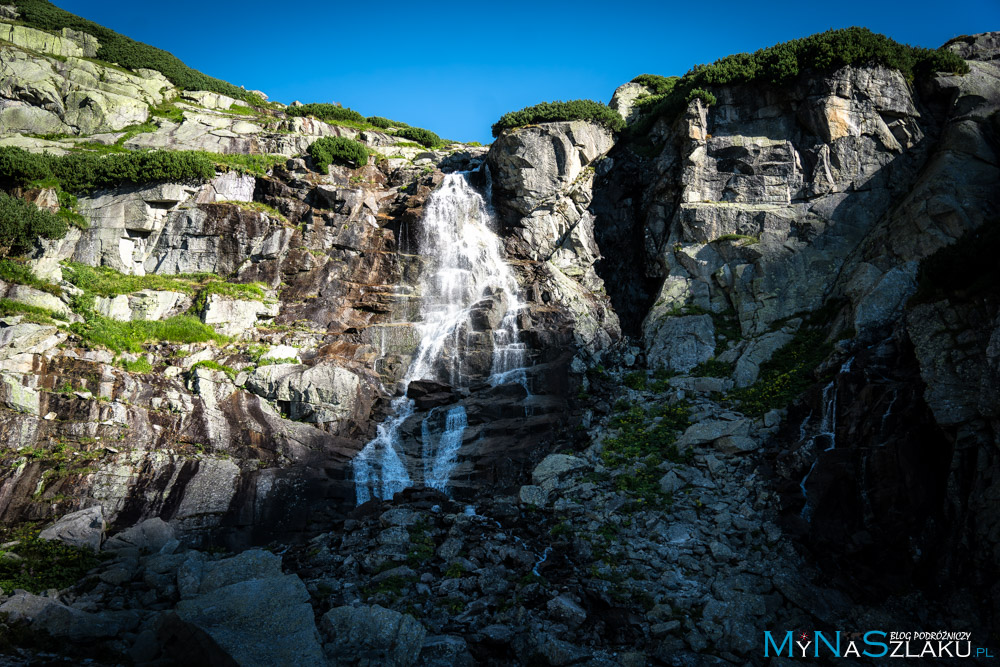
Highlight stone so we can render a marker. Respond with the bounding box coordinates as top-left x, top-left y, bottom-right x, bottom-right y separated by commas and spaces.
659, 471, 684, 494
201, 293, 277, 338
196, 549, 283, 595
733, 331, 794, 388
546, 594, 587, 628
676, 419, 751, 448
38, 506, 105, 552
0, 373, 39, 415
174, 574, 325, 667
321, 604, 427, 667
246, 362, 362, 424
103, 517, 175, 553
7, 284, 70, 317
519, 484, 548, 506
644, 314, 715, 373
714, 435, 759, 454
531, 454, 588, 486
417, 635, 474, 667
610, 81, 653, 123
